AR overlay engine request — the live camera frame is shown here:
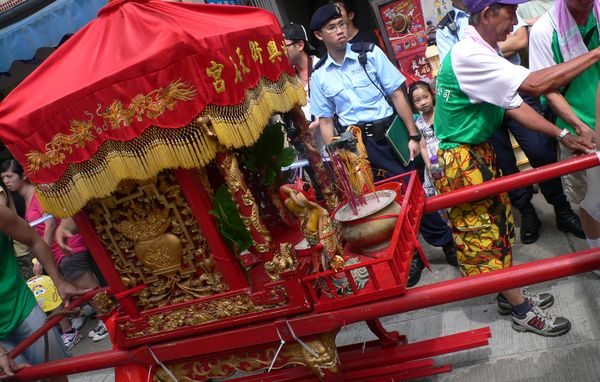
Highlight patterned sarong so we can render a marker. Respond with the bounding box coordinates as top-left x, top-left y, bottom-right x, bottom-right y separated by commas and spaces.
435, 142, 515, 276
